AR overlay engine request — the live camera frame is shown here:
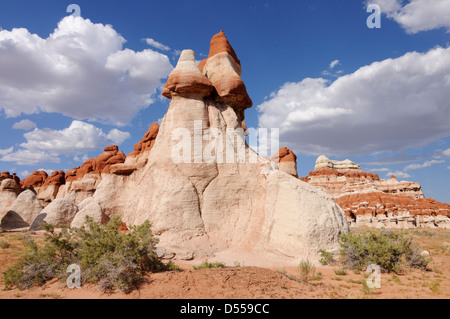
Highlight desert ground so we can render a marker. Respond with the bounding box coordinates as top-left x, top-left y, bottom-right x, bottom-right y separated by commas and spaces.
0, 227, 449, 300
